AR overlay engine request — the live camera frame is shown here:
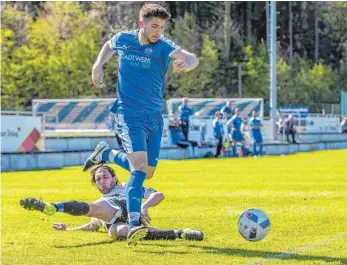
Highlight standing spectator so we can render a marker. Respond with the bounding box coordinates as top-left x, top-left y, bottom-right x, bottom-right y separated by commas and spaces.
178, 97, 194, 140
341, 117, 347, 133
227, 108, 246, 157
249, 111, 263, 156
212, 111, 224, 157
276, 113, 287, 141
276, 113, 286, 134
286, 114, 298, 143
220, 100, 233, 120
169, 115, 198, 158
